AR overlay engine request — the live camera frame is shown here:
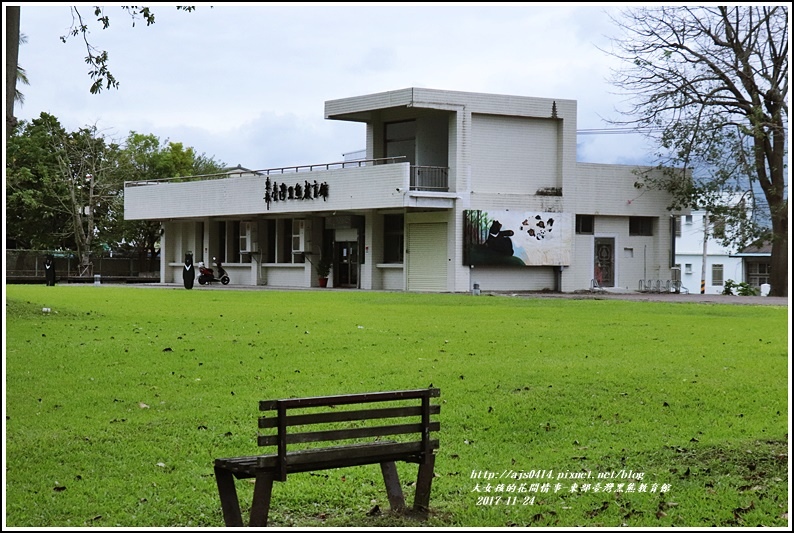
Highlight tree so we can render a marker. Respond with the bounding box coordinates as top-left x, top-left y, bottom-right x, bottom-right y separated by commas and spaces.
116, 132, 225, 271
6, 113, 126, 274
15, 33, 30, 107
6, 114, 73, 250
605, 6, 788, 297
53, 123, 125, 276
4, 5, 195, 139
7, 115, 225, 273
